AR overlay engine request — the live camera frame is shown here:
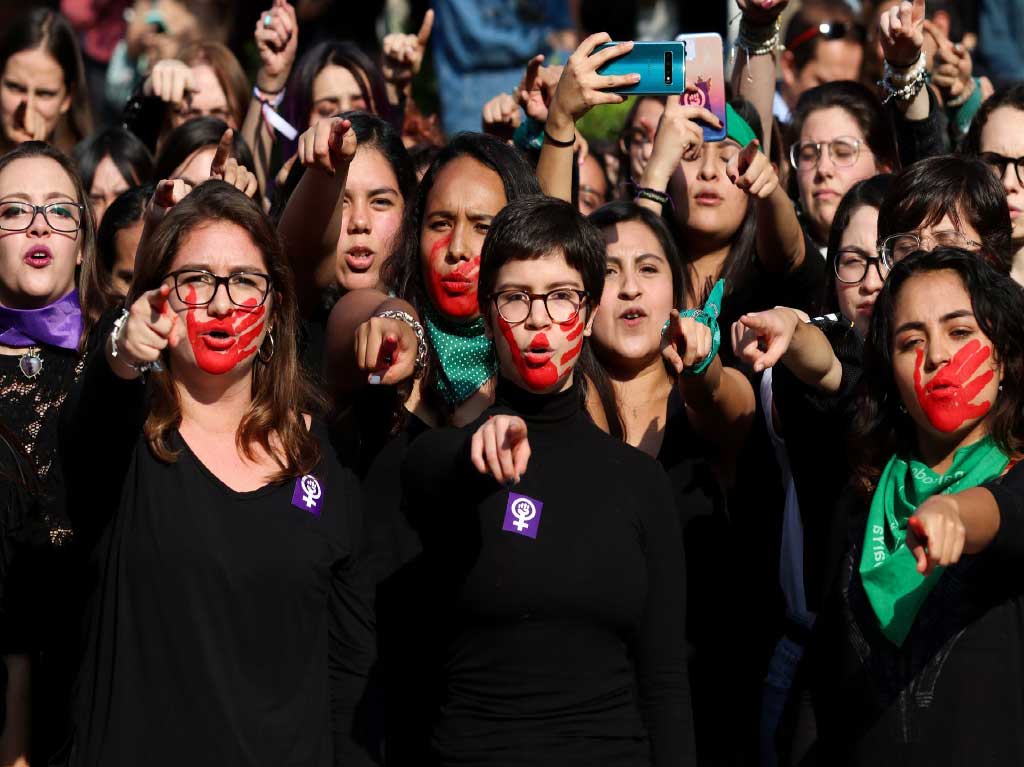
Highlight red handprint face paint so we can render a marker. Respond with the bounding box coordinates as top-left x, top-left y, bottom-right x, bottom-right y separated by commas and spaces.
424, 233, 481, 319
496, 313, 587, 392
184, 288, 267, 375
913, 338, 995, 433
